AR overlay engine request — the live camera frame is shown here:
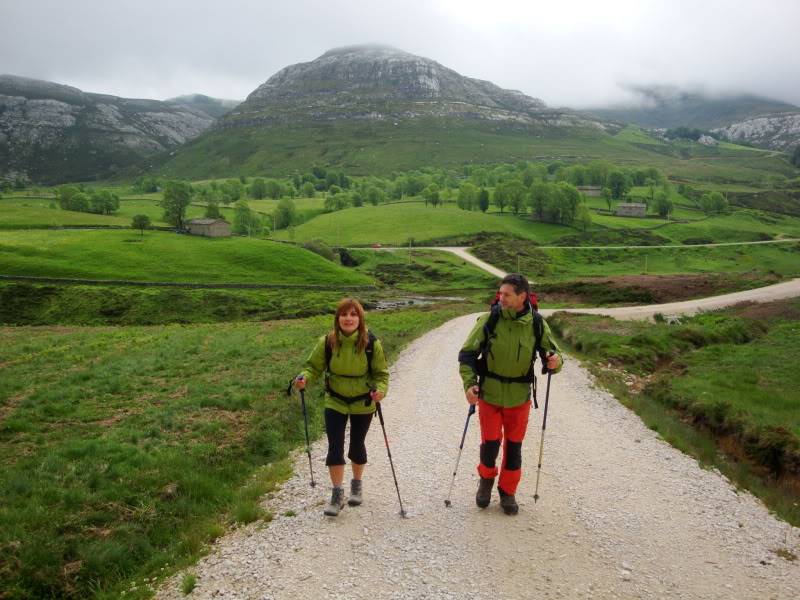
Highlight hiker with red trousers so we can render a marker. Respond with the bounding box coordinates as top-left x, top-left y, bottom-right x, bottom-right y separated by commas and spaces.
294, 298, 389, 516
458, 273, 563, 515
